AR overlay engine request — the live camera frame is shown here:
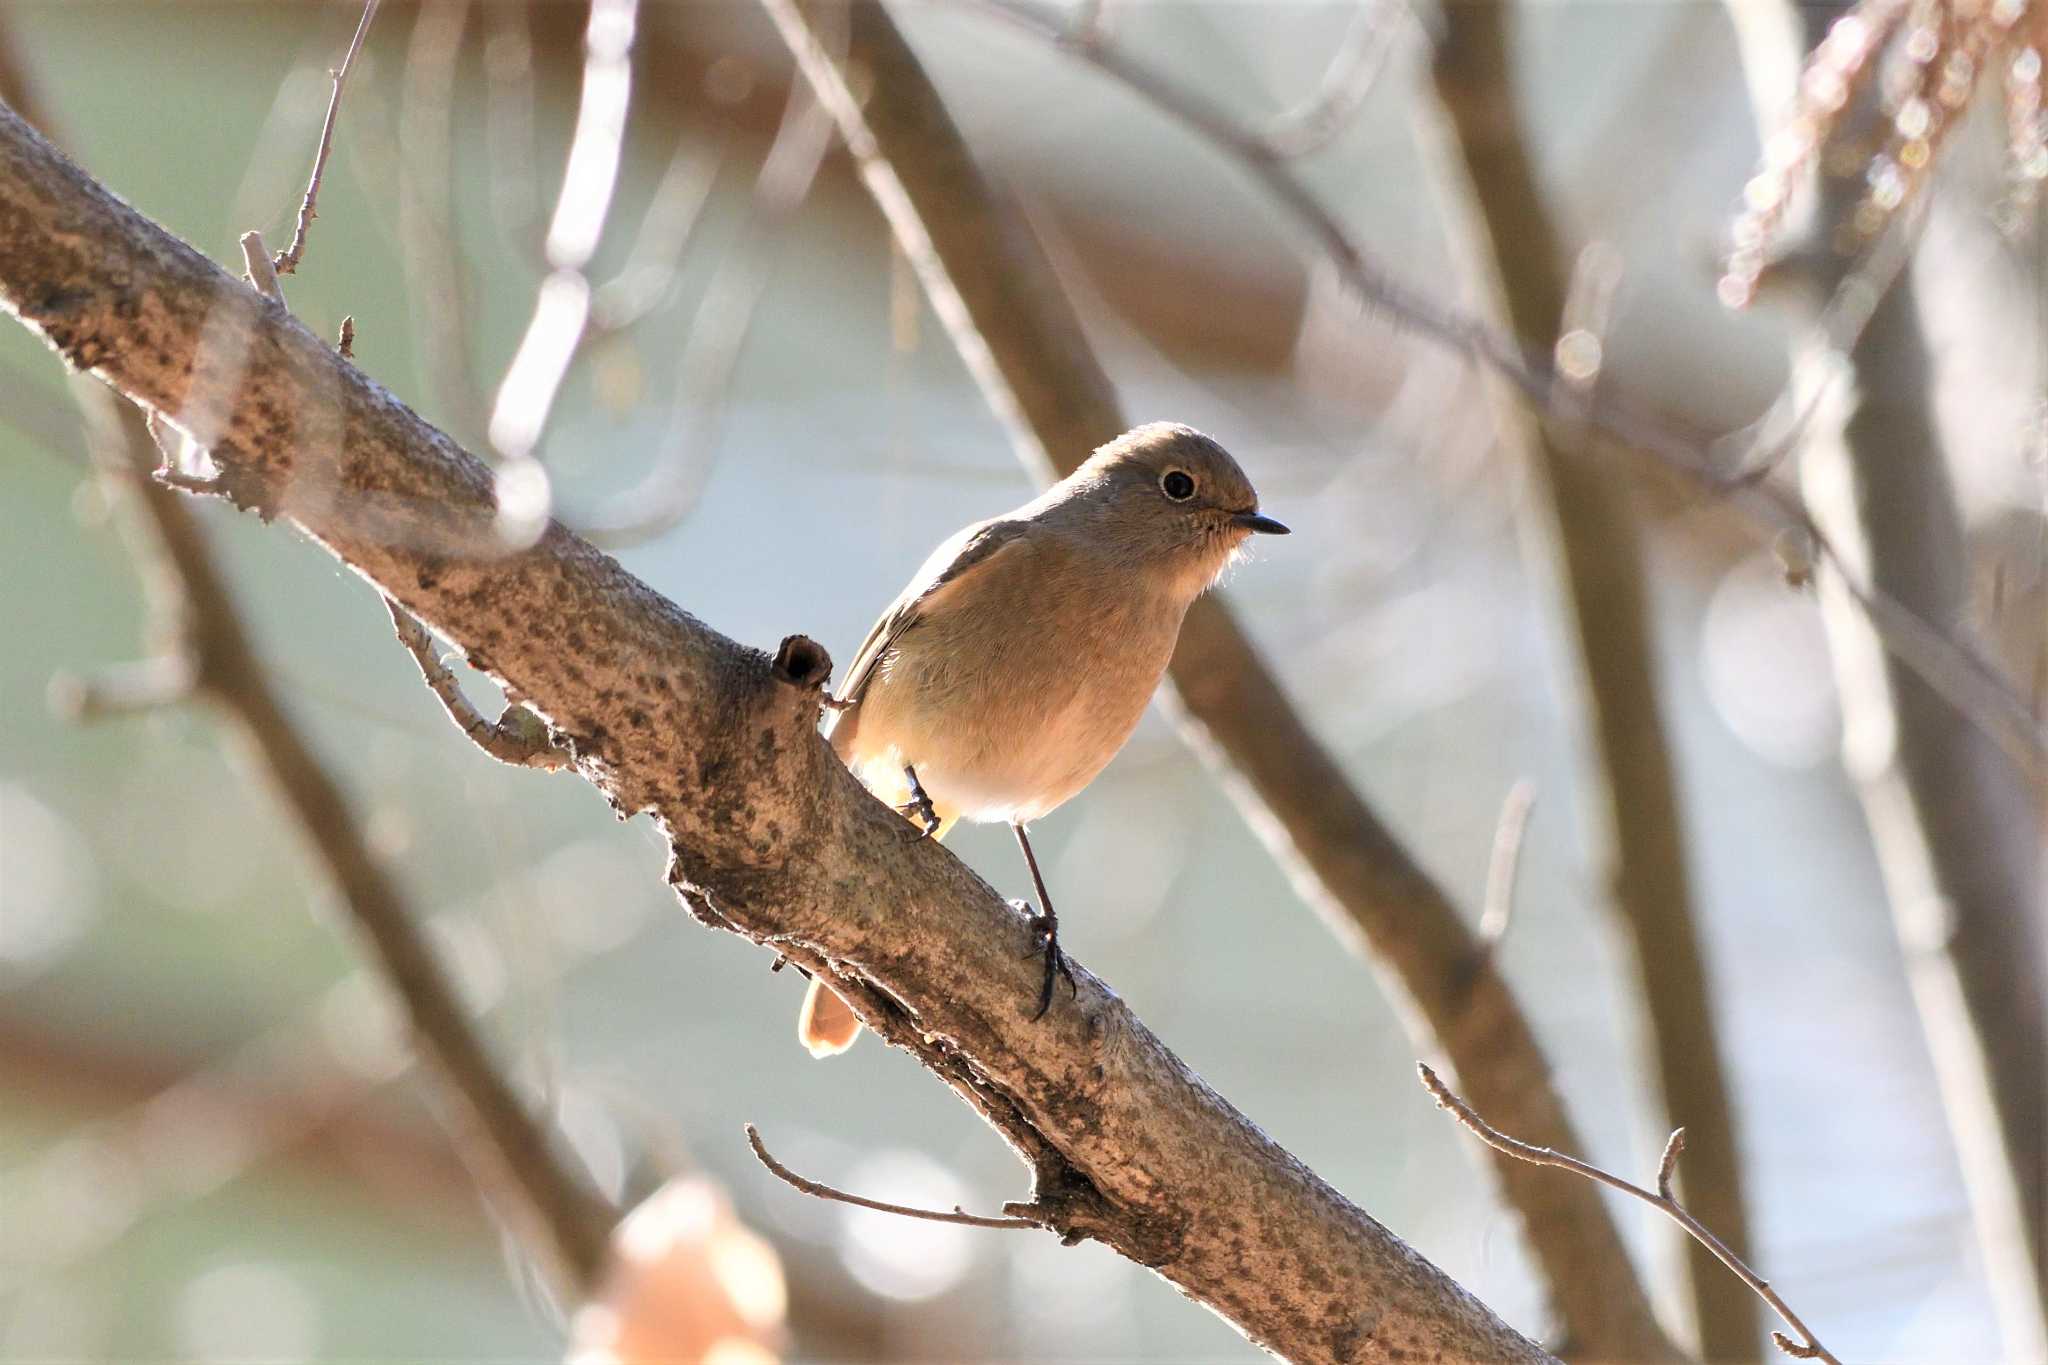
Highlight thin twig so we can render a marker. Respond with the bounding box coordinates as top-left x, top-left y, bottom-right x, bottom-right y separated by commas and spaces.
1476, 779, 1535, 948
273, 0, 380, 275
1261, 0, 1407, 159
337, 315, 354, 359
744, 1125, 1039, 1229
385, 599, 570, 771
1417, 1063, 1841, 1364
